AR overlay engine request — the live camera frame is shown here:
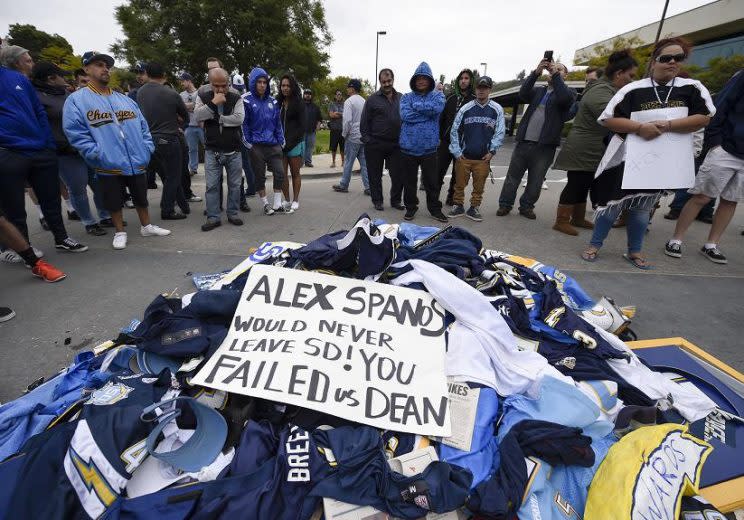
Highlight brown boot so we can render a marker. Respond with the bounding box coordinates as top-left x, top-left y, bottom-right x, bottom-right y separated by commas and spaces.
552, 204, 578, 236
570, 203, 594, 229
